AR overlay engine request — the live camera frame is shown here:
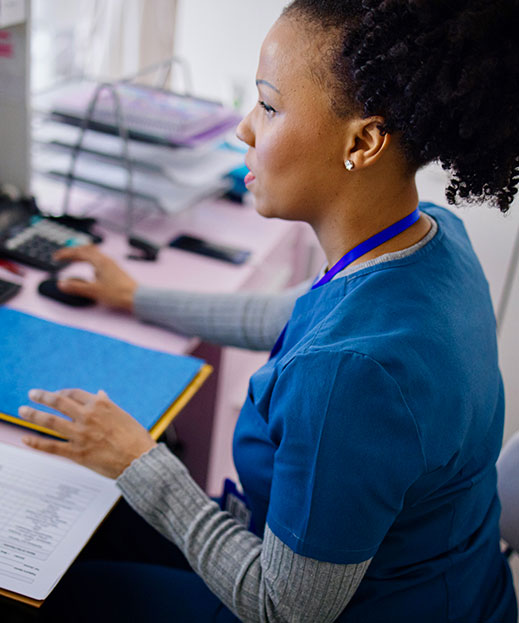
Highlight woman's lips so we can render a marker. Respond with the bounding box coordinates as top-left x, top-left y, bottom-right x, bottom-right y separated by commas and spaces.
244, 171, 256, 186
